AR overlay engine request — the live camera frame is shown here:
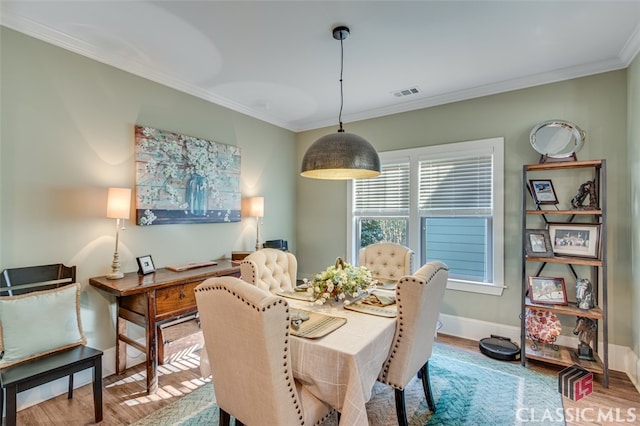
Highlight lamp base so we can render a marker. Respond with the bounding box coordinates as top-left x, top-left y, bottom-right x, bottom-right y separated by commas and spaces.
106, 271, 124, 280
